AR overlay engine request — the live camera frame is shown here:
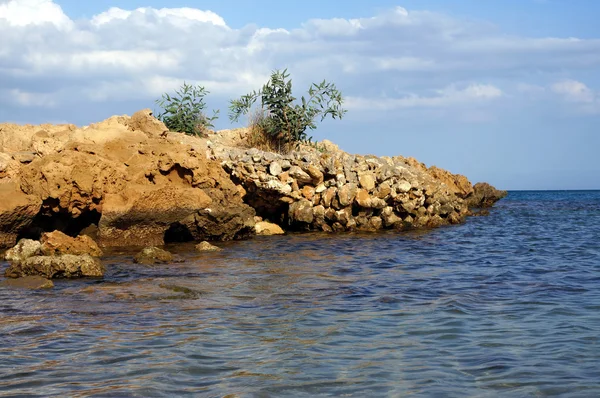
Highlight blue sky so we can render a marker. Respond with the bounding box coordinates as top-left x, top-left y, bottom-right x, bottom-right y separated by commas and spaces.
1, 0, 599, 190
